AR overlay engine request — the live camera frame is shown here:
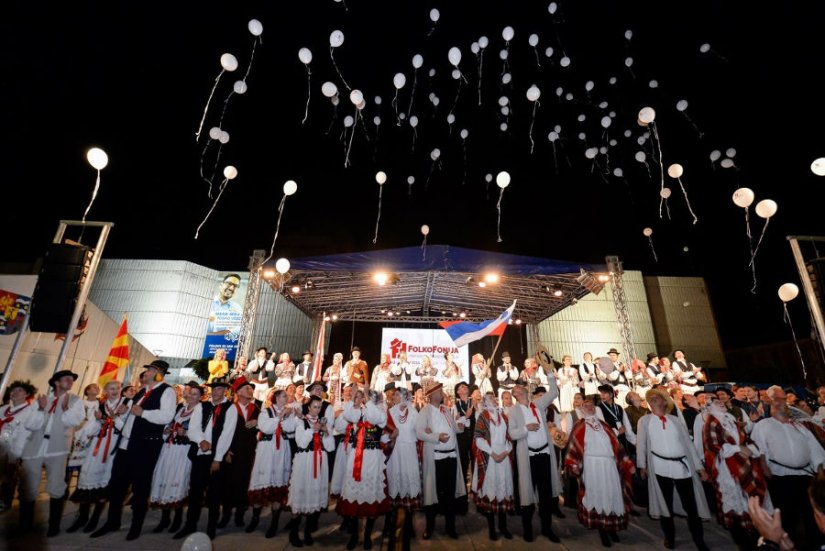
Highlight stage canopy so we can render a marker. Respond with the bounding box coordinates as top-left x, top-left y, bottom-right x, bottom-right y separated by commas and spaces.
264, 245, 607, 324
